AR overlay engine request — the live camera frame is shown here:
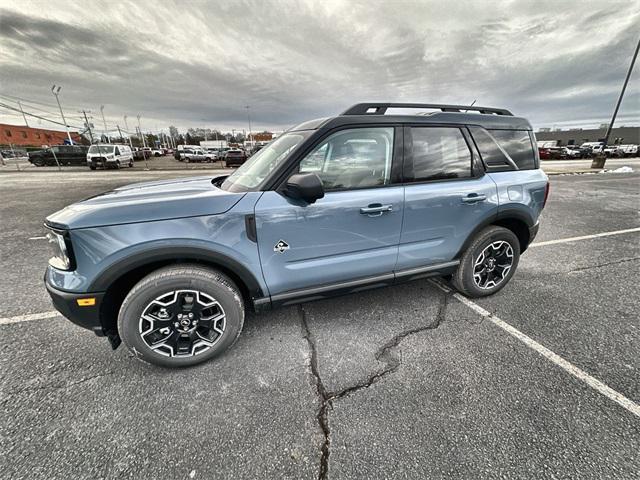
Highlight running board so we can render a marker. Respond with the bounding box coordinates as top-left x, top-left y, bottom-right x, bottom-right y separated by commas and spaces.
255, 260, 460, 309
